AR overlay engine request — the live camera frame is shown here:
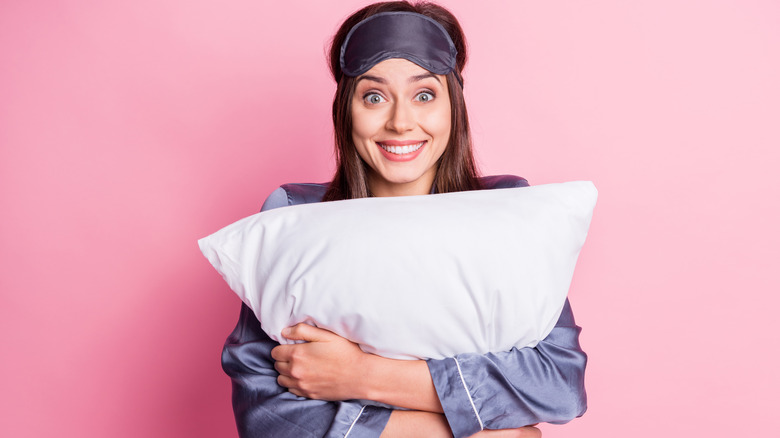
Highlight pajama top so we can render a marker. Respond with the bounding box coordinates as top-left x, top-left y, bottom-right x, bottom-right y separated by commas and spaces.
221, 174, 588, 438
